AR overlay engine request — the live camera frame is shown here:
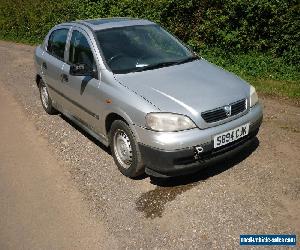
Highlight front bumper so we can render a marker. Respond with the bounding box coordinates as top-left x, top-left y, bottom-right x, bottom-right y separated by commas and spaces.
136, 104, 263, 177
140, 117, 261, 177
134, 103, 263, 151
